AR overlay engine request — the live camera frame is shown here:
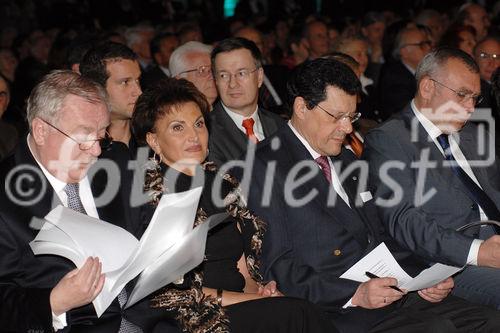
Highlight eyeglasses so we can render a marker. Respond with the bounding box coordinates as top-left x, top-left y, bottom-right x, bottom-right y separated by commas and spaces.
215, 67, 260, 82
401, 40, 432, 49
430, 78, 483, 106
479, 52, 500, 61
315, 104, 361, 123
40, 119, 113, 151
178, 65, 212, 77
